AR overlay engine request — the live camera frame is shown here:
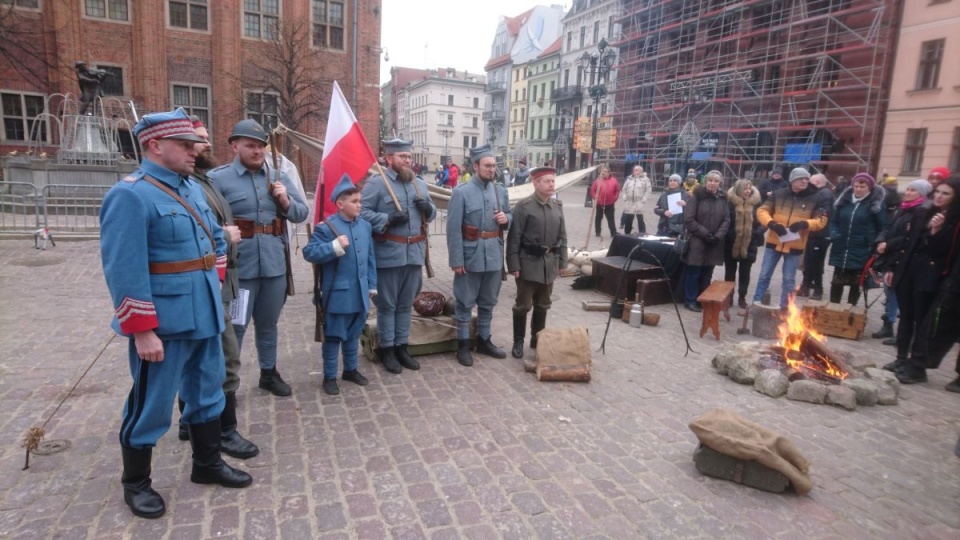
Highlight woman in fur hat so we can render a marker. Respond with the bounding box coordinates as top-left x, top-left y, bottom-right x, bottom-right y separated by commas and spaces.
724, 179, 763, 309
